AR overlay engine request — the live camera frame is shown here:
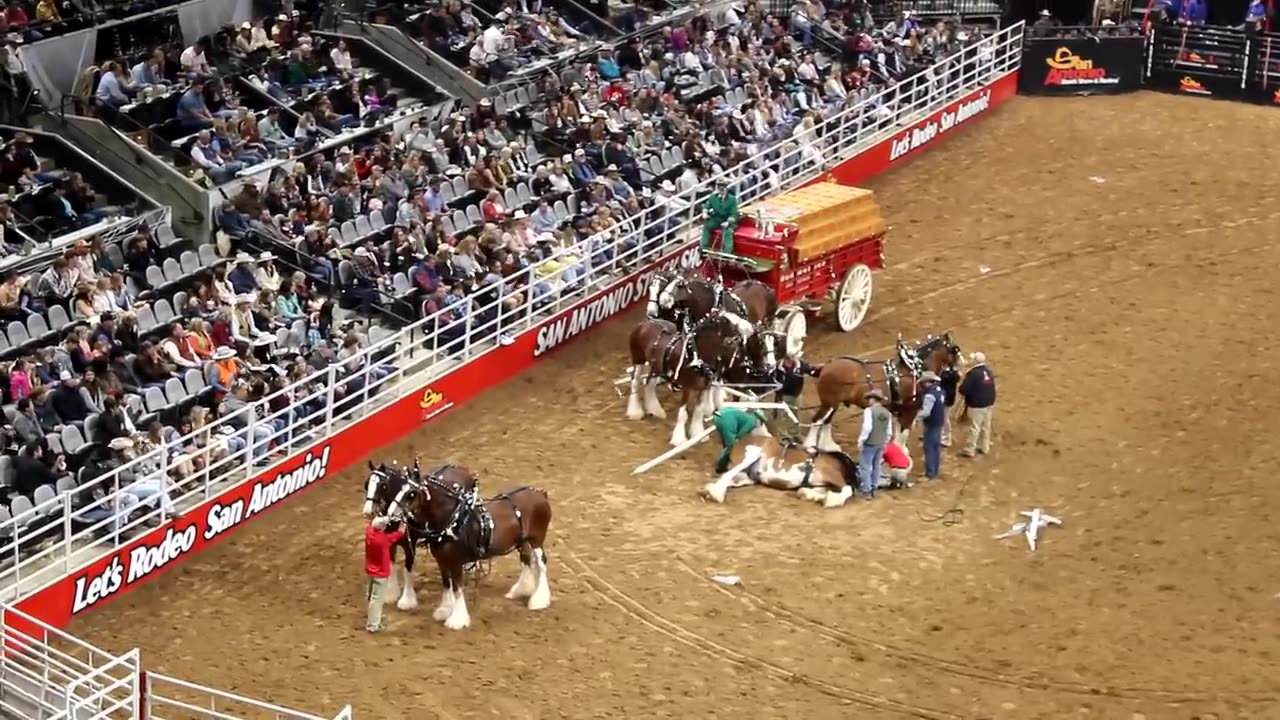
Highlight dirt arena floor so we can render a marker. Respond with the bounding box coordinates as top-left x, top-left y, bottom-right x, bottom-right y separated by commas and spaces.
69, 91, 1280, 719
